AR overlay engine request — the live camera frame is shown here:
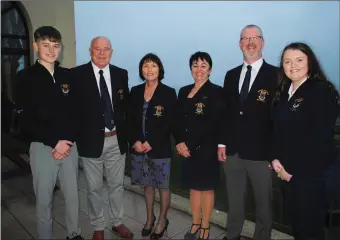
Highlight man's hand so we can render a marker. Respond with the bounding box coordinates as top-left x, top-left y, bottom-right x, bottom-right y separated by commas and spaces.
134, 141, 144, 153
143, 141, 152, 153
176, 142, 191, 158
218, 147, 227, 162
52, 149, 69, 160
52, 140, 73, 160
